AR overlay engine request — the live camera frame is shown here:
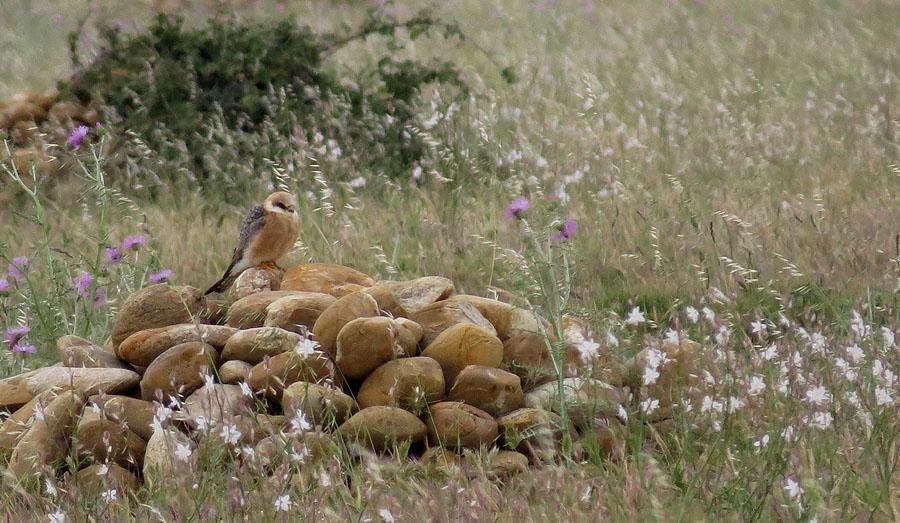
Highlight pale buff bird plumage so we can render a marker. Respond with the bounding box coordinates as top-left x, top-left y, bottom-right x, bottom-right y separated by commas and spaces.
205, 192, 300, 295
